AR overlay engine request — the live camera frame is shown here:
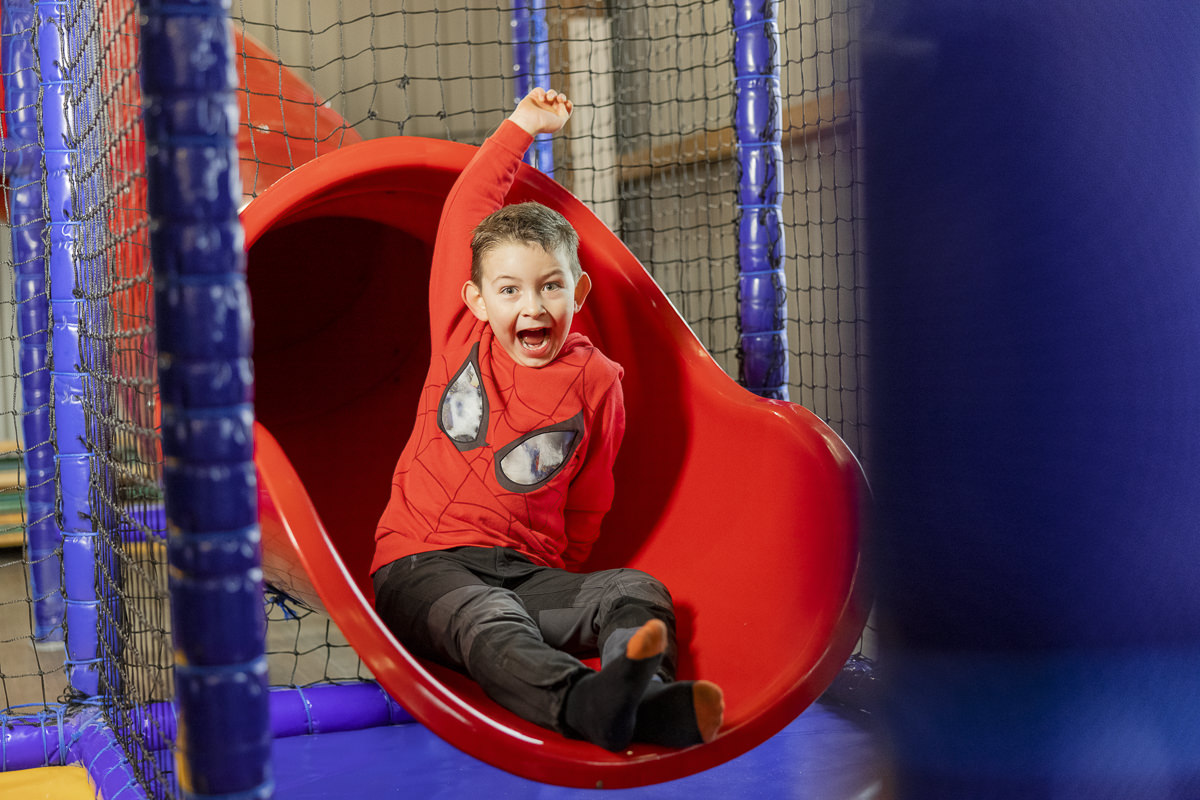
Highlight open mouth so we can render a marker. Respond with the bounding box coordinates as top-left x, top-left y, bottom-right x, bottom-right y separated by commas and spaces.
517, 327, 550, 351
